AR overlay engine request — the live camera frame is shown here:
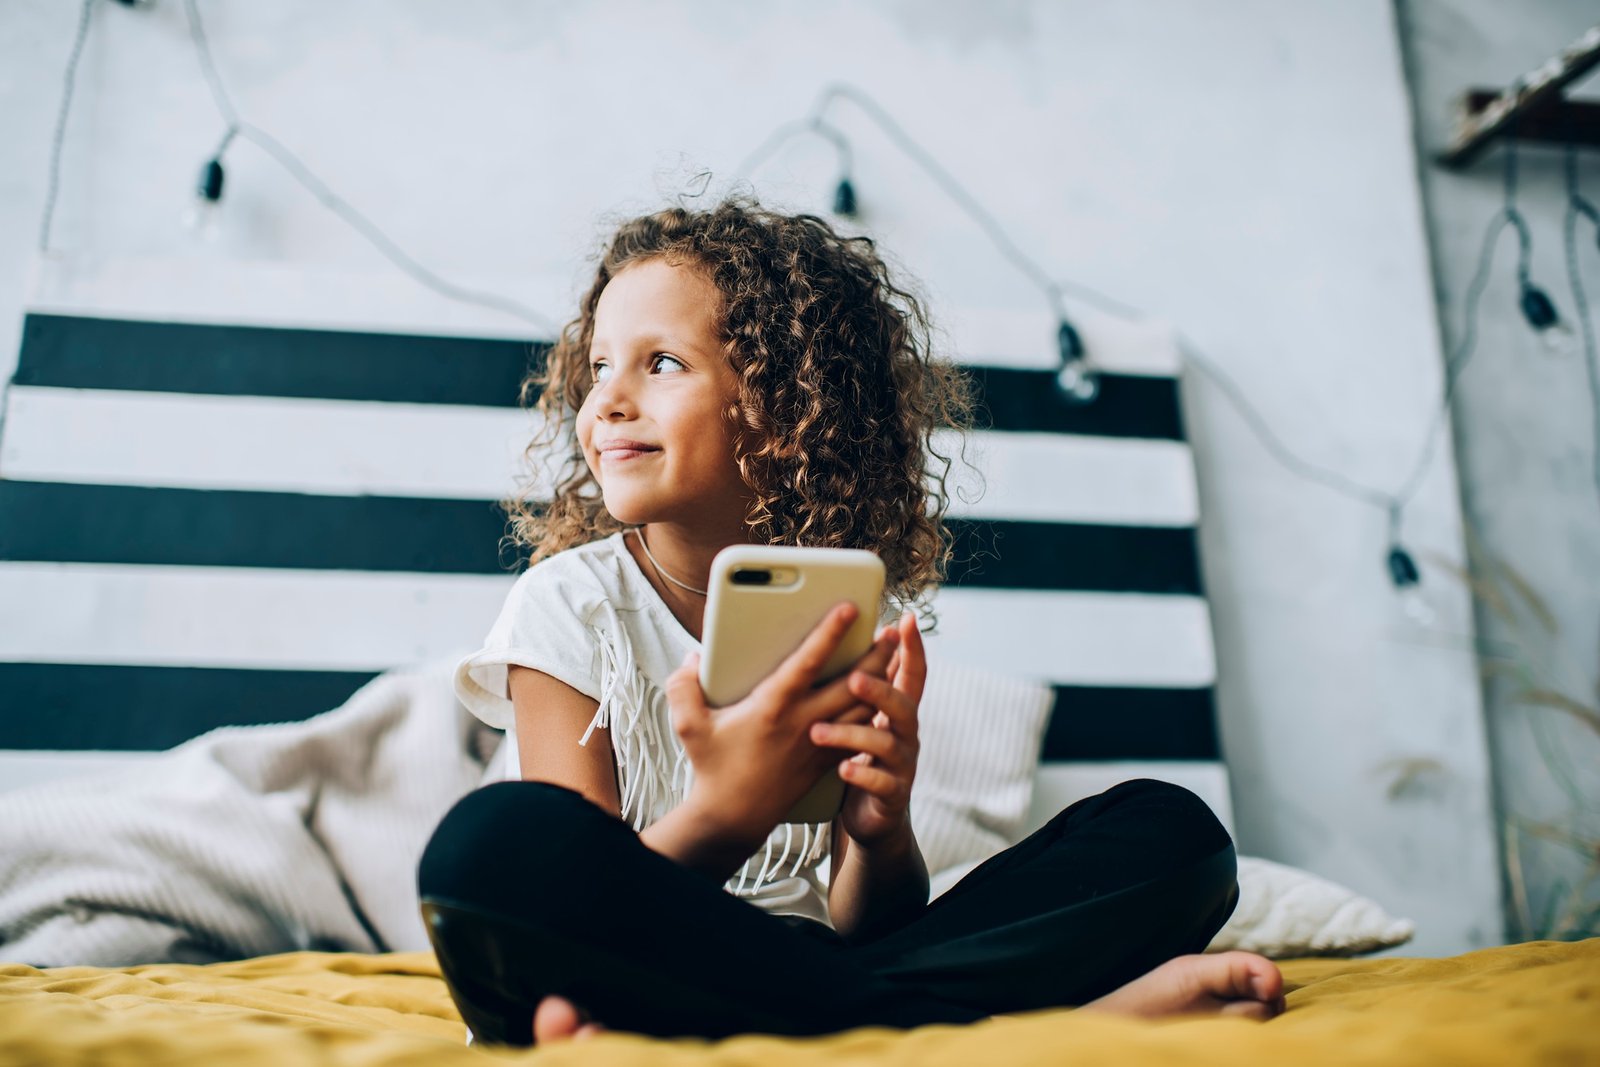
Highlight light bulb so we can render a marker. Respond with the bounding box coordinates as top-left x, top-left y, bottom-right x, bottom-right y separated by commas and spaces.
1399, 585, 1438, 626
180, 197, 224, 242
1055, 359, 1100, 403
1054, 319, 1097, 403
180, 157, 226, 242
1536, 318, 1578, 356
1387, 545, 1438, 626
